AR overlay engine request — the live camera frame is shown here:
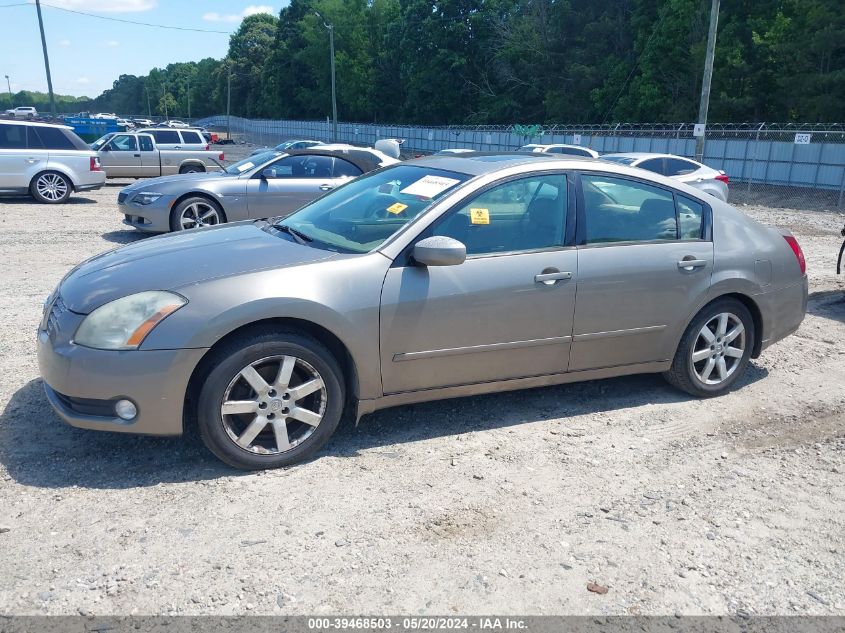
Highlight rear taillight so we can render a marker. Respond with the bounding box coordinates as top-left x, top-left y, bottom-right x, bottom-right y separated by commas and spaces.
204, 144, 209, 151
219, 153, 225, 161
90, 157, 101, 172
783, 235, 806, 275
715, 172, 729, 184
